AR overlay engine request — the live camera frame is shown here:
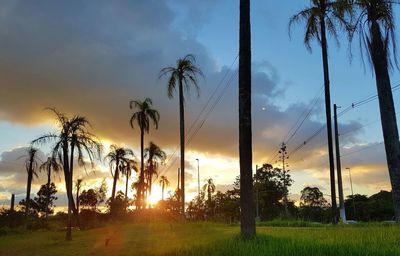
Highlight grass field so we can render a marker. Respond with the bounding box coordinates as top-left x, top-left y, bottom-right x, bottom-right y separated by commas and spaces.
0, 222, 399, 256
